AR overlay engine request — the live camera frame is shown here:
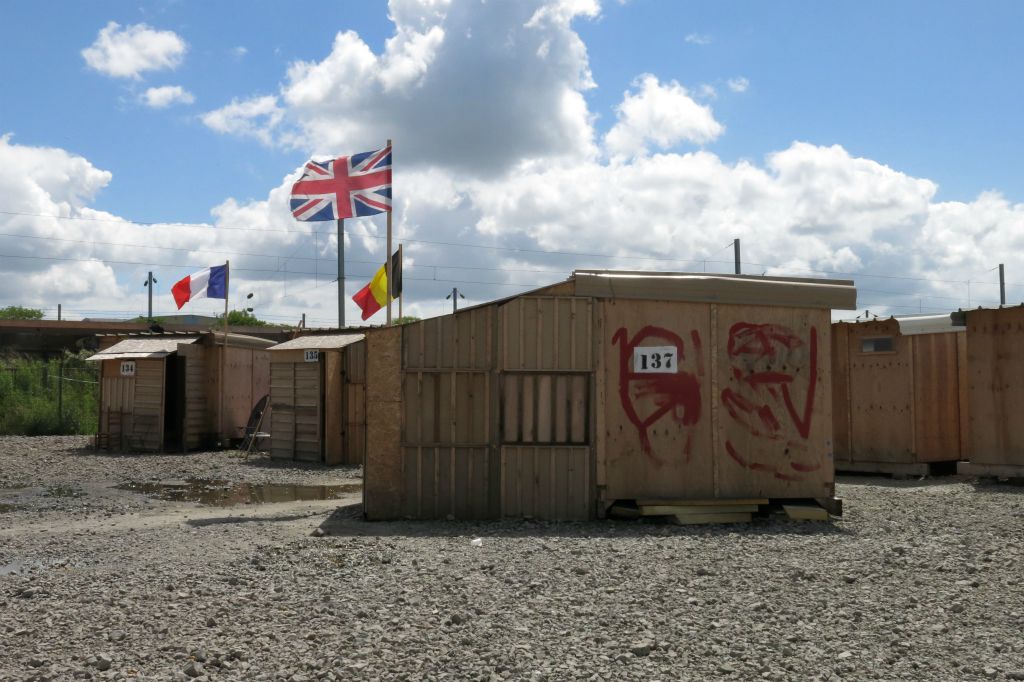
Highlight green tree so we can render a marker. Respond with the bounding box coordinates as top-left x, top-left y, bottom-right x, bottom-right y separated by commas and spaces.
393, 316, 421, 325
218, 310, 279, 327
0, 306, 44, 320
